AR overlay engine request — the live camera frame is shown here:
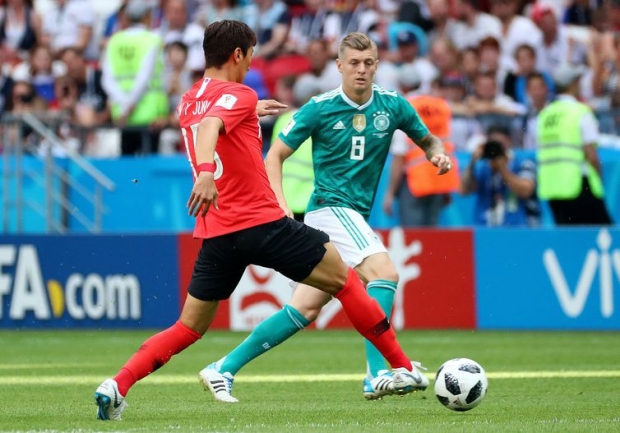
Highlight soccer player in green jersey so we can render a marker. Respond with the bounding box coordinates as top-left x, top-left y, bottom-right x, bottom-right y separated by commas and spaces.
201, 32, 452, 402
